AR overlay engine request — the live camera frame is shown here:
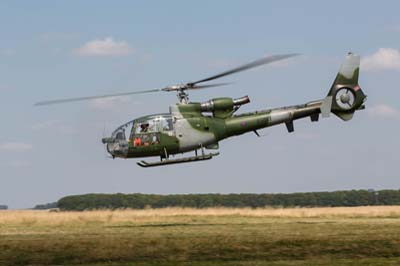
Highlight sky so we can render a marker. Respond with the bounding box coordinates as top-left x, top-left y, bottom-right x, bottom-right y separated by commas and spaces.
1, 1, 400, 208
